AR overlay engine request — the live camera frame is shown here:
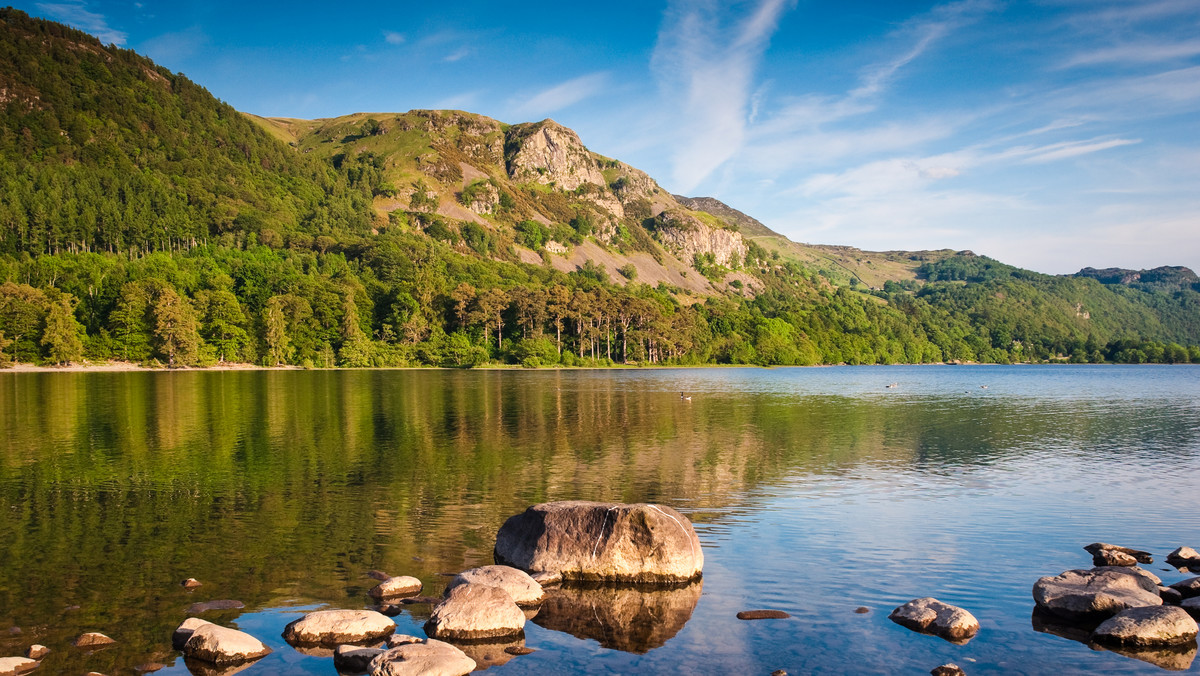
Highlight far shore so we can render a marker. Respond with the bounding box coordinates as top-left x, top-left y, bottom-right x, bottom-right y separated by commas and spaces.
0, 360, 1188, 374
